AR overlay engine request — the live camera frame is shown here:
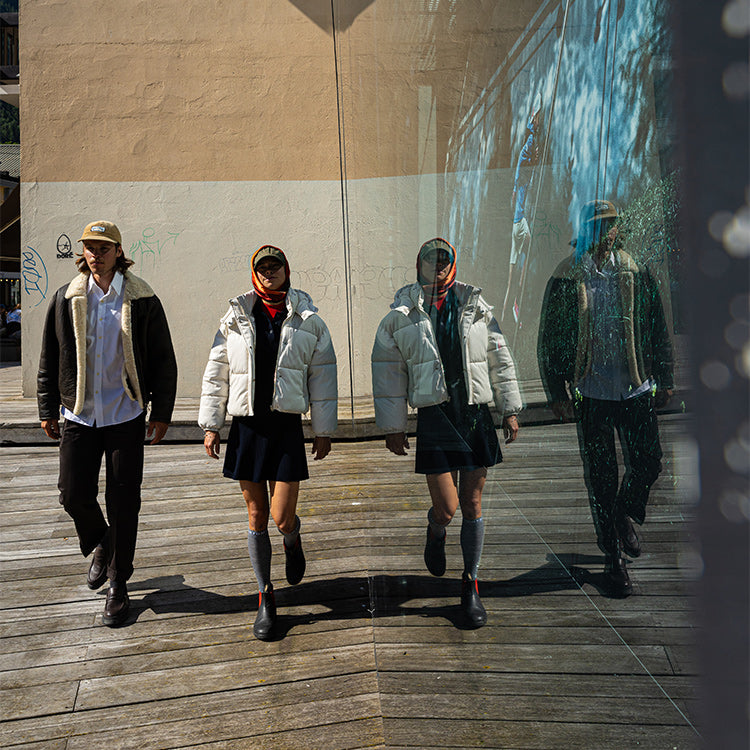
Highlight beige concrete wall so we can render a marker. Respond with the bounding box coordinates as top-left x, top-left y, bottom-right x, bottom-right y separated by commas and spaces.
19, 1, 673, 411
19, 0, 540, 406
21, 1, 342, 182
21, 1, 534, 183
